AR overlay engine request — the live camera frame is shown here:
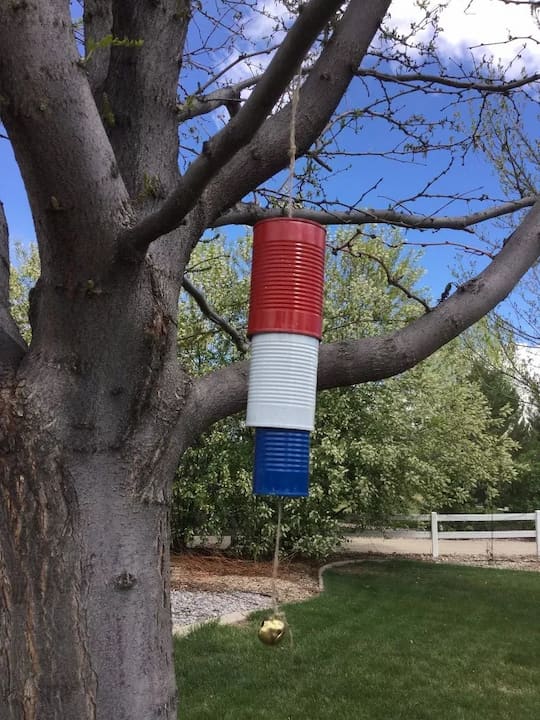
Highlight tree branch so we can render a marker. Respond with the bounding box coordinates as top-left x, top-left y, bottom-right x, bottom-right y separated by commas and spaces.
0, 1, 130, 278
211, 195, 538, 231
187, 43, 281, 98
176, 65, 312, 123
355, 68, 540, 93
119, 0, 346, 258
176, 83, 251, 123
343, 245, 432, 313
83, 0, 113, 95
189, 197, 540, 433
182, 276, 249, 354
0, 202, 26, 370
102, 0, 190, 196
